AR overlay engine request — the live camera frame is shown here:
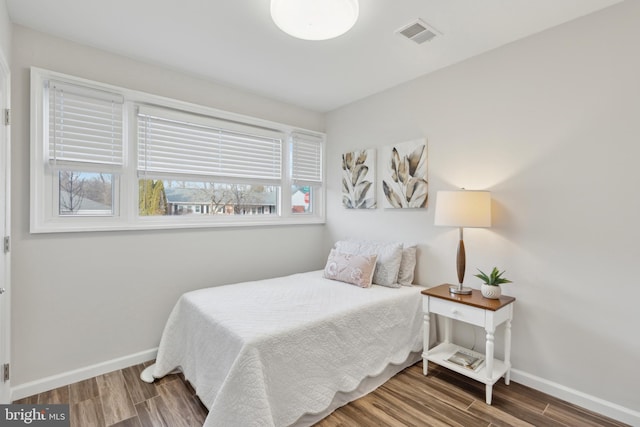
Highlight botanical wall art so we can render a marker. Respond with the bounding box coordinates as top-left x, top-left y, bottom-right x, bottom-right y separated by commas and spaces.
342, 149, 376, 209
381, 139, 428, 209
